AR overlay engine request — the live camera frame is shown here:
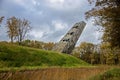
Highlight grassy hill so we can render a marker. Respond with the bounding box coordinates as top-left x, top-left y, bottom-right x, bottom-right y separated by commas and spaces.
0, 42, 89, 70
